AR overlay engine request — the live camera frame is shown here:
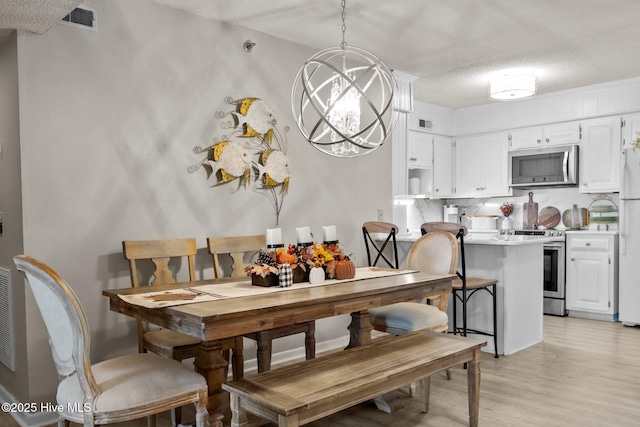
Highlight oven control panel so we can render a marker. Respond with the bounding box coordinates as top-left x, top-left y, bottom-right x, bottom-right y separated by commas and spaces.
499, 229, 565, 238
